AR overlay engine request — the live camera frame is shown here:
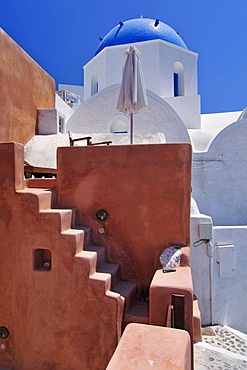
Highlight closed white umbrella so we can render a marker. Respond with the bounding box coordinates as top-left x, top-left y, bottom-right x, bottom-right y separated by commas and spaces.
117, 46, 148, 144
